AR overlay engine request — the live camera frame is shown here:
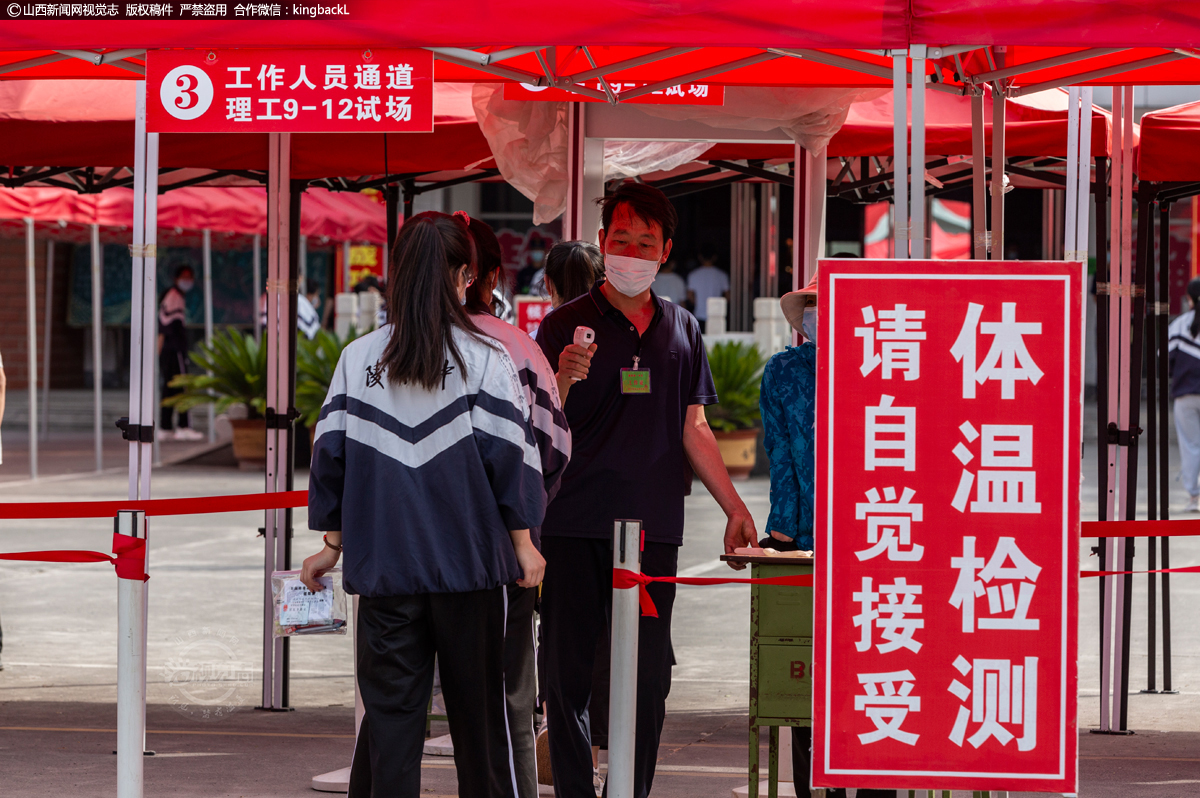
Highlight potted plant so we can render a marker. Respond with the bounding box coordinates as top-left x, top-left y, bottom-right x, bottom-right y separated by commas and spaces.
706, 340, 767, 480
296, 327, 359, 444
163, 329, 267, 468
